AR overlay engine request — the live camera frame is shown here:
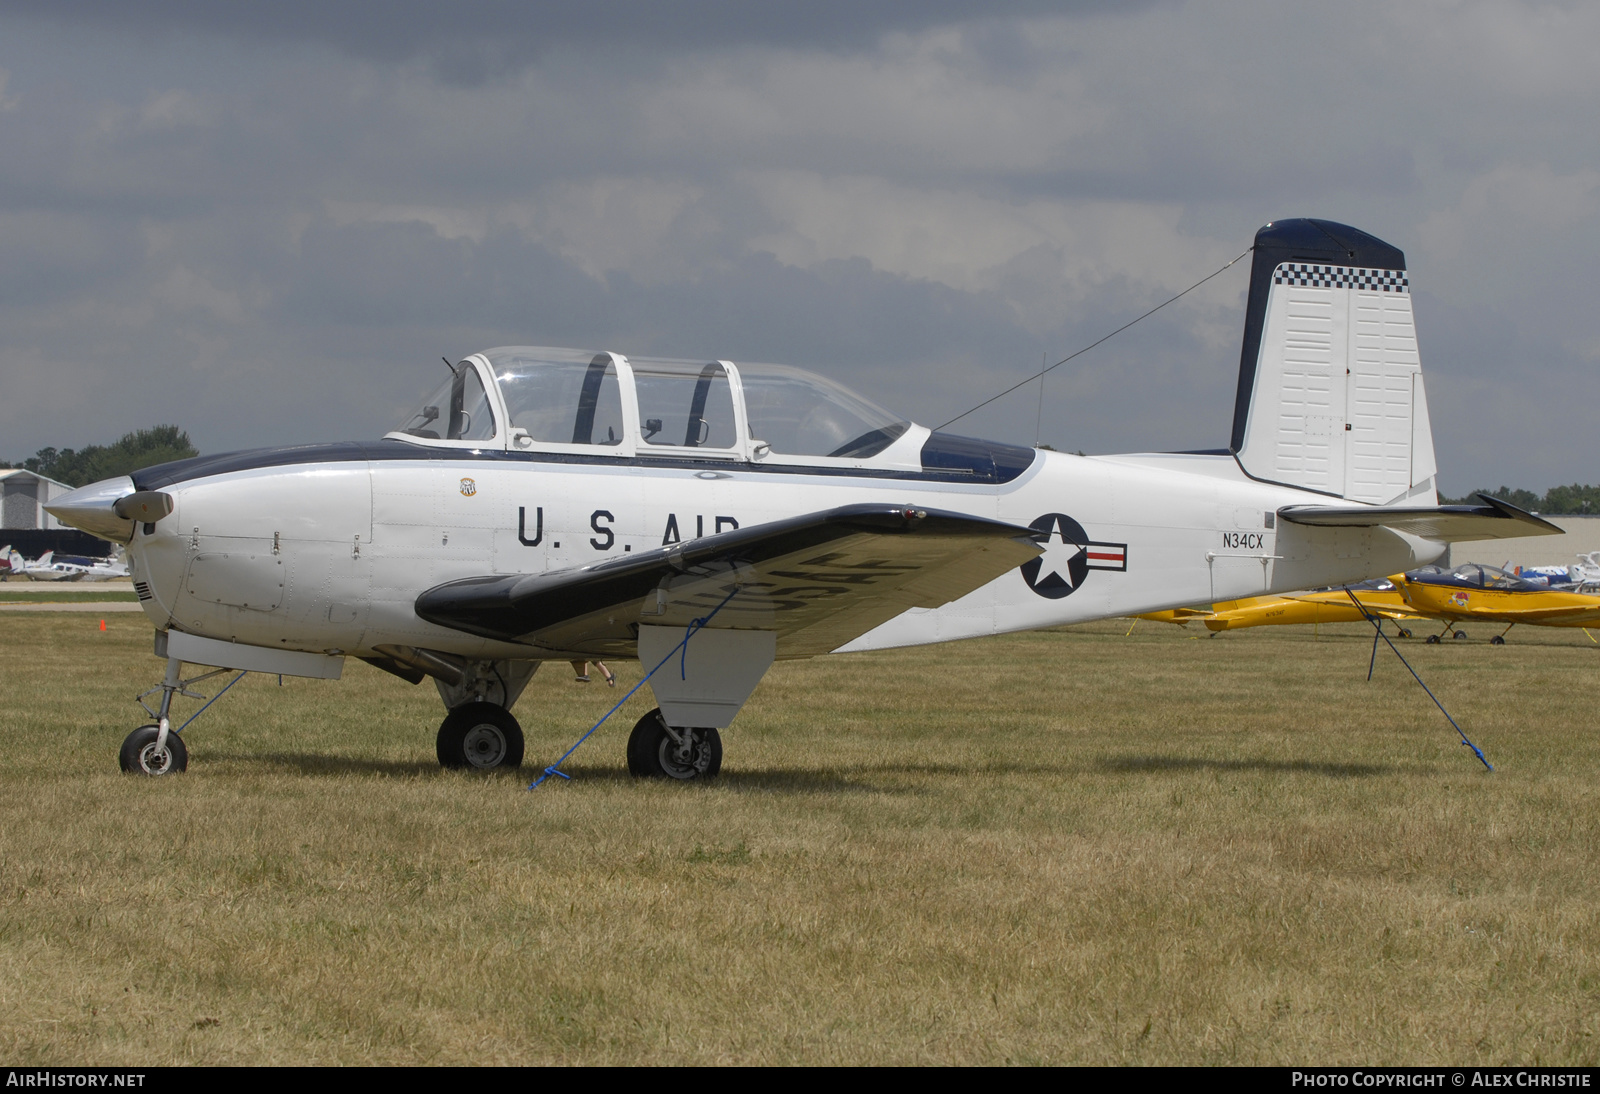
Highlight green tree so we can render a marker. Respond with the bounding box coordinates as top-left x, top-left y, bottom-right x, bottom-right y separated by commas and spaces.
1440, 483, 1600, 514
19, 426, 198, 488
1542, 483, 1600, 515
